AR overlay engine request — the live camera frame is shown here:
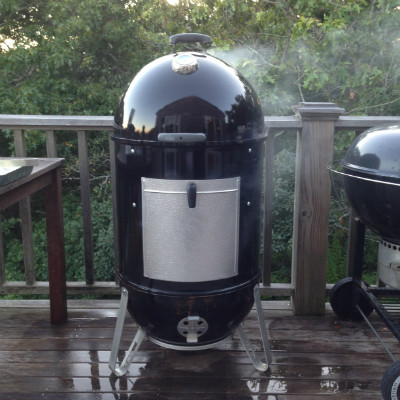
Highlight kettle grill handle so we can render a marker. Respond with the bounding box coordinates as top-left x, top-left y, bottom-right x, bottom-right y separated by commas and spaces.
157, 133, 206, 143
169, 33, 212, 46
